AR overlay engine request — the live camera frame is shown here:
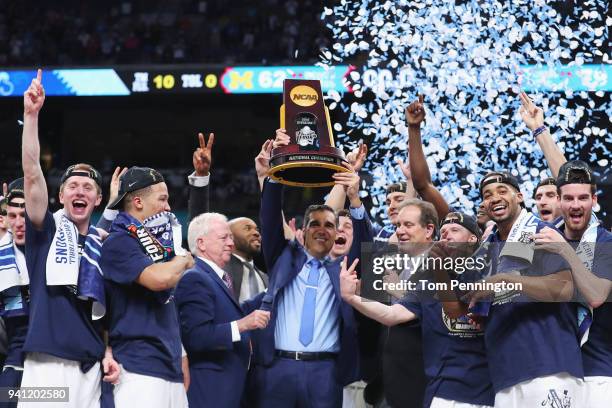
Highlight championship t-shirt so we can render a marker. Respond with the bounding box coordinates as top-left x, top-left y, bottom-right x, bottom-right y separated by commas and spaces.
580, 227, 612, 377
23, 212, 104, 366
399, 291, 494, 407
483, 221, 583, 392
100, 228, 183, 382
